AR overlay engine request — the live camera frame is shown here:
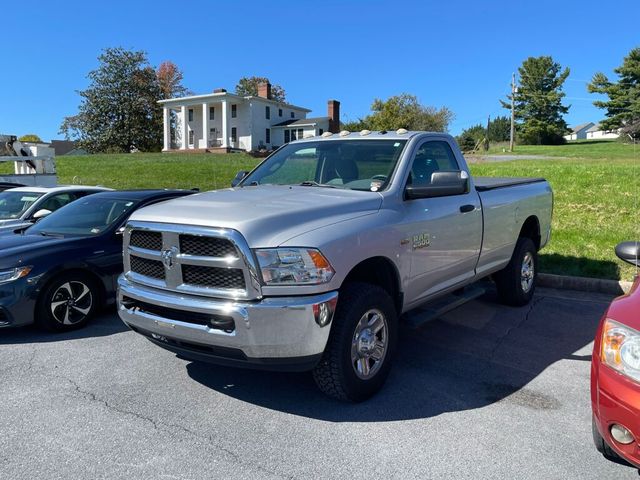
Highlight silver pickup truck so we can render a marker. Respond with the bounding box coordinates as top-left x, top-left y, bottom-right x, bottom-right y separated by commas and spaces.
117, 131, 553, 401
